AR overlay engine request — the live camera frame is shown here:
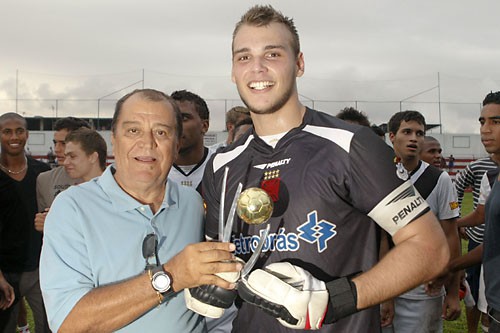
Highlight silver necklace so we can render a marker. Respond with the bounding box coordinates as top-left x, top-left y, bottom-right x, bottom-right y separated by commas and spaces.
0, 155, 28, 175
